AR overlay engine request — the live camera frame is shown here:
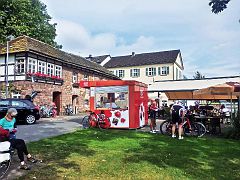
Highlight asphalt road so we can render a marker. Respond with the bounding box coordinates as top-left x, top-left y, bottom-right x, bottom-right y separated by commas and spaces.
17, 115, 85, 142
